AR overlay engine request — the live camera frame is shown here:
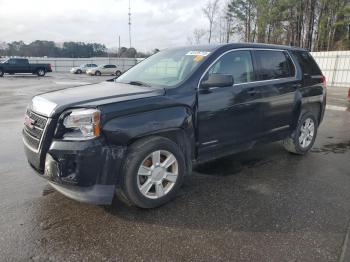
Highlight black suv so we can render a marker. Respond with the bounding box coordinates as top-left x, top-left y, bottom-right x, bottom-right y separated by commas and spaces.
23, 43, 326, 208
